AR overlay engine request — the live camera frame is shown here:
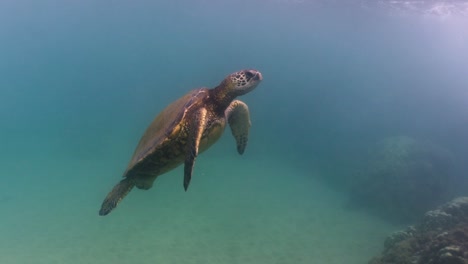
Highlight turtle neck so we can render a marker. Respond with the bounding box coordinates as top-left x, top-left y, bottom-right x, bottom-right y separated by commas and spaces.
209, 80, 237, 114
